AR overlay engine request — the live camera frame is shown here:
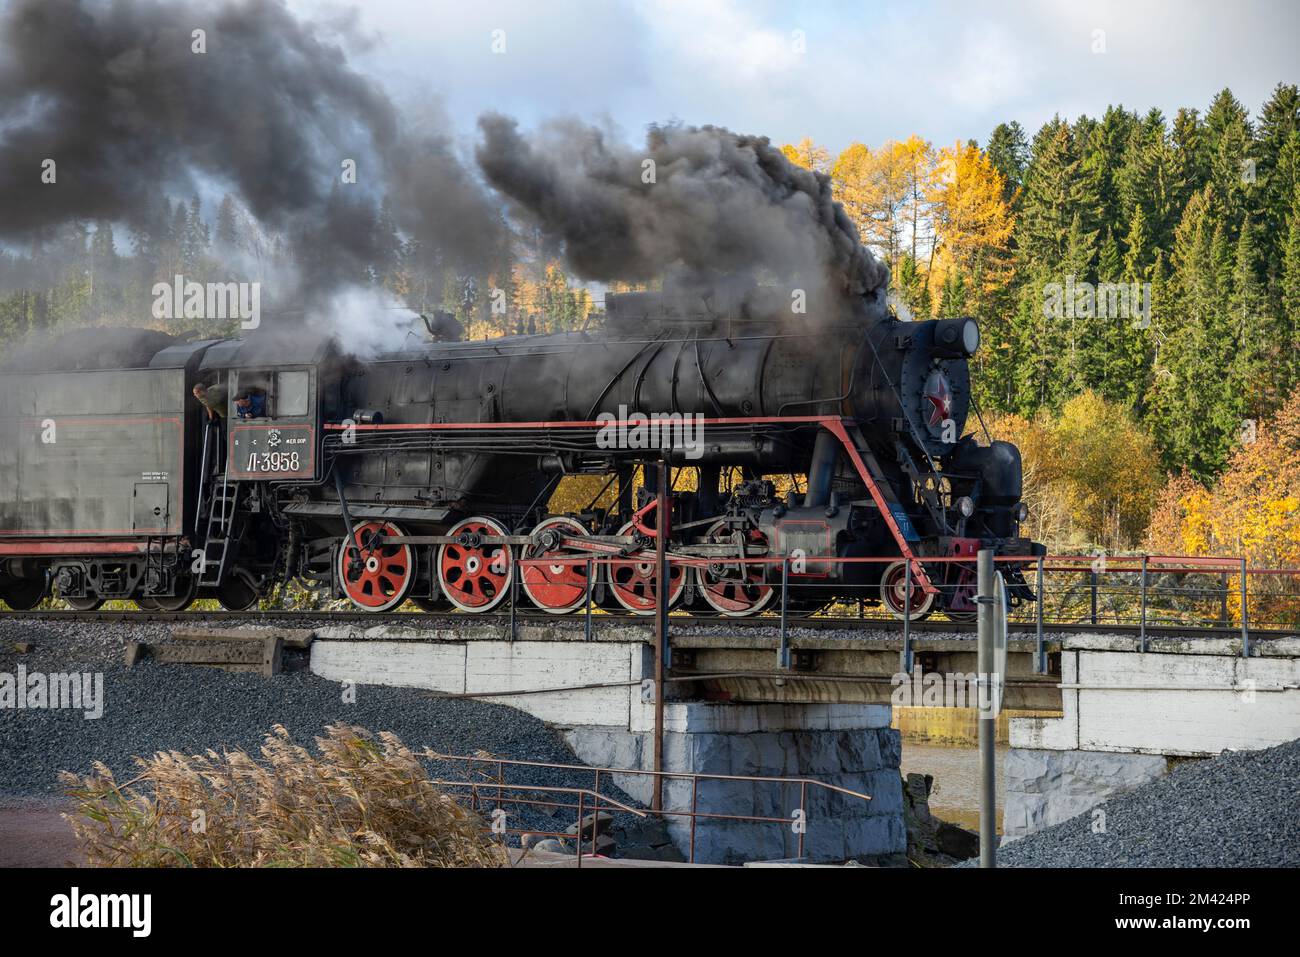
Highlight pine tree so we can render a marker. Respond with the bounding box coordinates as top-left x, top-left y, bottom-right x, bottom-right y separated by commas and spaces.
1229, 214, 1275, 411
1254, 84, 1300, 278
1083, 105, 1139, 236
938, 268, 967, 317
1017, 118, 1102, 269
1282, 185, 1300, 391
1122, 204, 1152, 281
1117, 109, 1177, 256
894, 252, 932, 319
984, 121, 1029, 203
215, 195, 240, 251
1149, 185, 1243, 478
183, 197, 209, 273
1204, 88, 1255, 233
1170, 107, 1209, 241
